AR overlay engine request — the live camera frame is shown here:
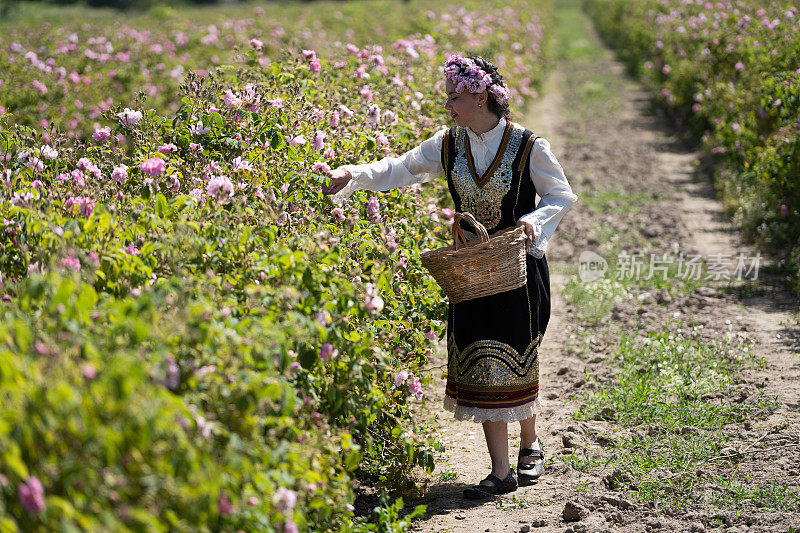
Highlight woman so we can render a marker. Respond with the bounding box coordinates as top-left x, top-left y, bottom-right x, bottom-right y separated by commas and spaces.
323, 55, 578, 499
